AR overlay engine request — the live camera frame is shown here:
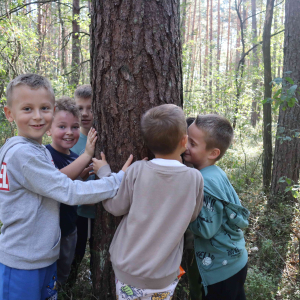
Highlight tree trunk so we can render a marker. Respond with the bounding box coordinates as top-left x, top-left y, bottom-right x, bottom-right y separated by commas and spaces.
204, 0, 209, 80
251, 0, 259, 127
90, 0, 183, 298
209, 0, 213, 104
226, 0, 231, 72
70, 0, 80, 86
270, 0, 300, 204
58, 2, 66, 74
181, 0, 188, 44
262, 0, 275, 191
